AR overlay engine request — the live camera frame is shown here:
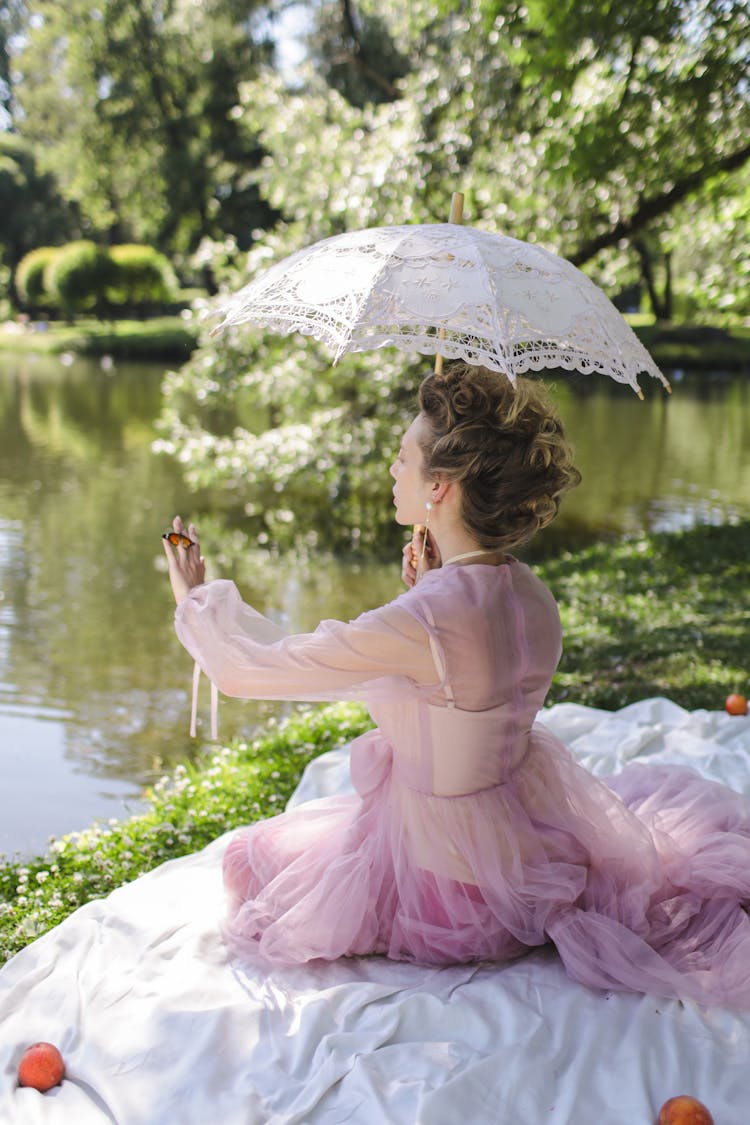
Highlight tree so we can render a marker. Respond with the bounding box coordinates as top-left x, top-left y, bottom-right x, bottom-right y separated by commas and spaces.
475, 0, 750, 310
156, 0, 750, 556
304, 0, 410, 106
12, 0, 278, 255
0, 133, 79, 287
0, 0, 26, 128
